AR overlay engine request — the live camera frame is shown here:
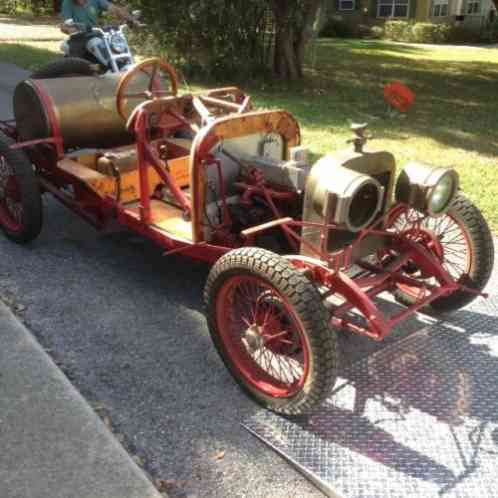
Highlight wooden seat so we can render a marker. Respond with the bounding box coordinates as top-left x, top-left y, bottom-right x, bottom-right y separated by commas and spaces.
59, 136, 193, 203
96, 139, 192, 189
